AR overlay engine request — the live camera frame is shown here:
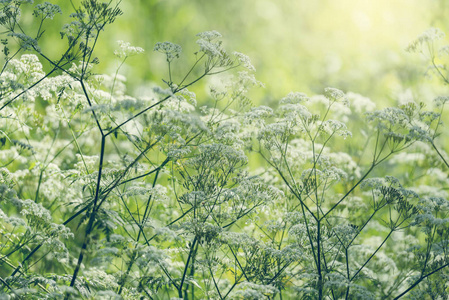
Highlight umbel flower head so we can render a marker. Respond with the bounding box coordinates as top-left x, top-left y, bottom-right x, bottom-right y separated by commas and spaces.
406, 27, 445, 53
114, 40, 144, 58
154, 41, 182, 62
324, 87, 349, 106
